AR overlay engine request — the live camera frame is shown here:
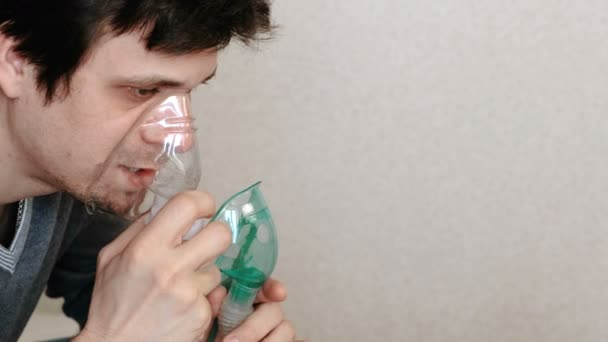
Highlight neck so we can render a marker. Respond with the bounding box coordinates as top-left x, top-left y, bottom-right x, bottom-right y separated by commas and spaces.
0, 97, 56, 205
